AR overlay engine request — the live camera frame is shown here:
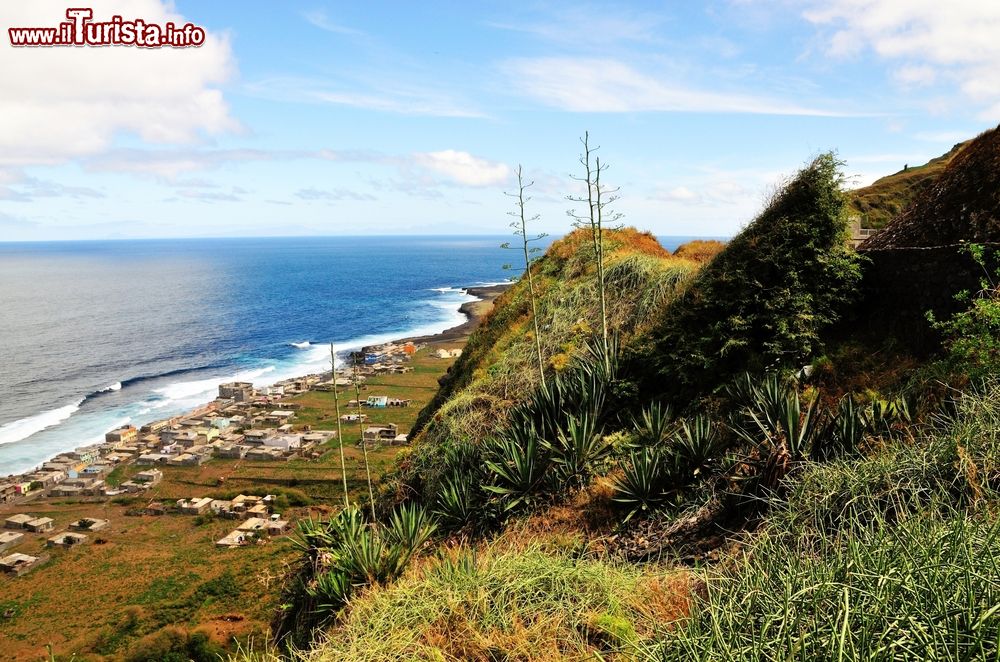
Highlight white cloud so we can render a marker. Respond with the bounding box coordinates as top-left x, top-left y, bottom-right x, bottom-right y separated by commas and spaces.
653, 180, 751, 206
804, 0, 1000, 119
244, 76, 487, 118
0, 1, 238, 166
412, 150, 510, 187
504, 57, 864, 116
